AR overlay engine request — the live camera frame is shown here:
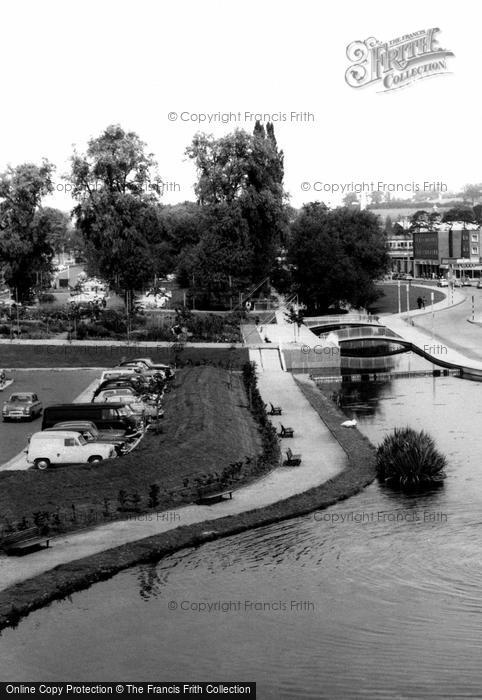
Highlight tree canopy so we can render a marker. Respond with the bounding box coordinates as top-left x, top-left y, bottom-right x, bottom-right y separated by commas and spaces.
185, 122, 287, 295
70, 124, 166, 297
0, 160, 56, 299
288, 203, 389, 313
